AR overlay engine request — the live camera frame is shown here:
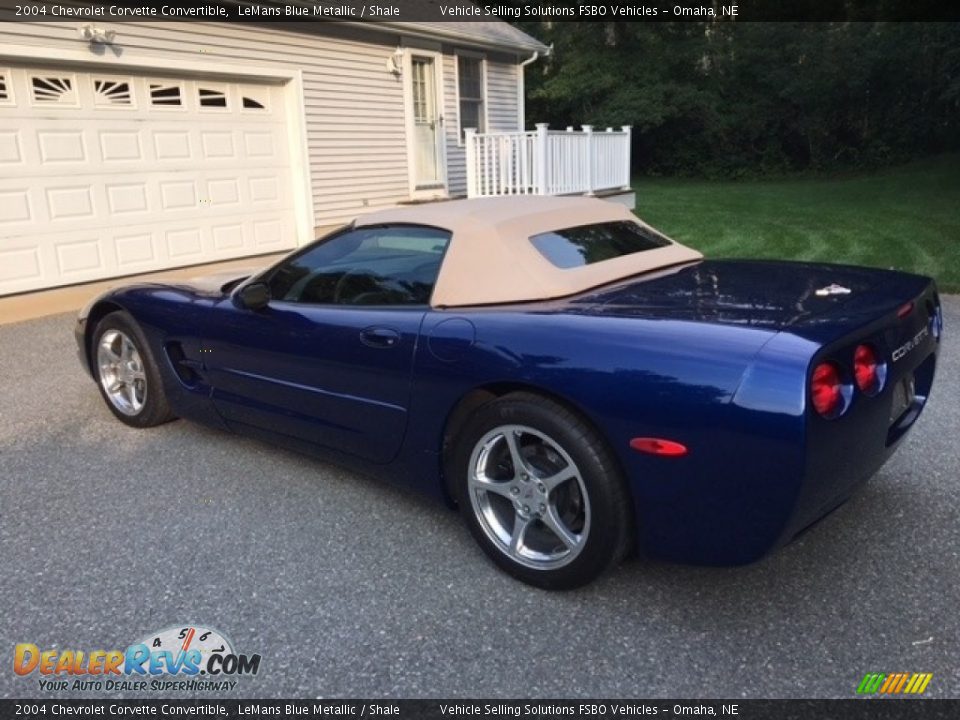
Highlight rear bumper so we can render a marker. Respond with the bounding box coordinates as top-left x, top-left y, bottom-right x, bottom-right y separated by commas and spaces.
778, 311, 939, 546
